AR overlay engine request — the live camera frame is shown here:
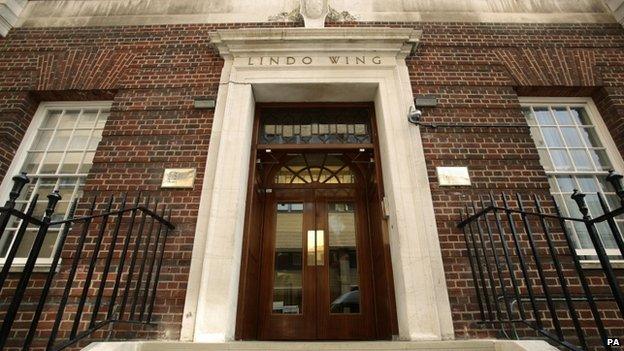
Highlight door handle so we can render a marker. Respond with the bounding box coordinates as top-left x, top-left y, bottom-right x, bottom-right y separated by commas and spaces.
306, 230, 325, 266
307, 230, 316, 266
315, 230, 324, 266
